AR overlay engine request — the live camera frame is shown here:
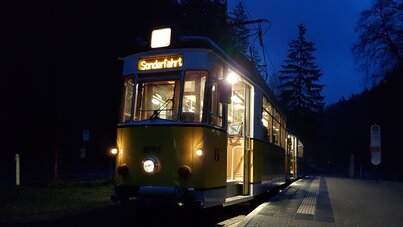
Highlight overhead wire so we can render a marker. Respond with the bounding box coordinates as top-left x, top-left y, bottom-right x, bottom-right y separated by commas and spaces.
240, 0, 274, 82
